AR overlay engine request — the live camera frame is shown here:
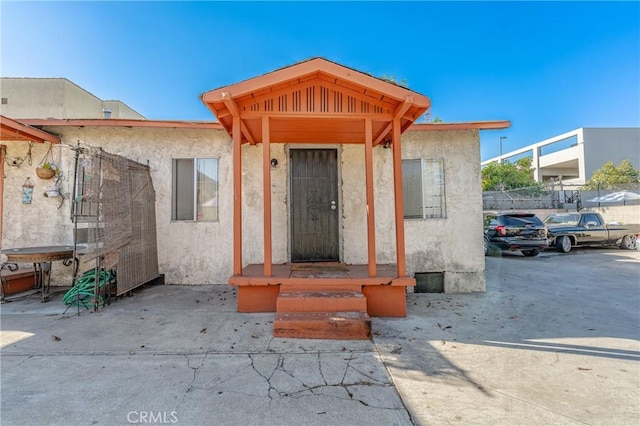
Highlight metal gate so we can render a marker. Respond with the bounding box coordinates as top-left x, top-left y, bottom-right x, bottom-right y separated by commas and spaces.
290, 149, 339, 262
